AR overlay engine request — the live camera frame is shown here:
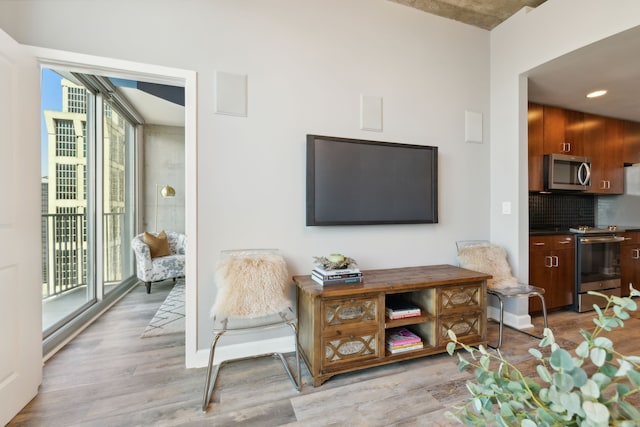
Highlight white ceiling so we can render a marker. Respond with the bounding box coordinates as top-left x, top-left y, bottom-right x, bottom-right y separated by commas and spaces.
119, 86, 184, 127
527, 25, 640, 123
